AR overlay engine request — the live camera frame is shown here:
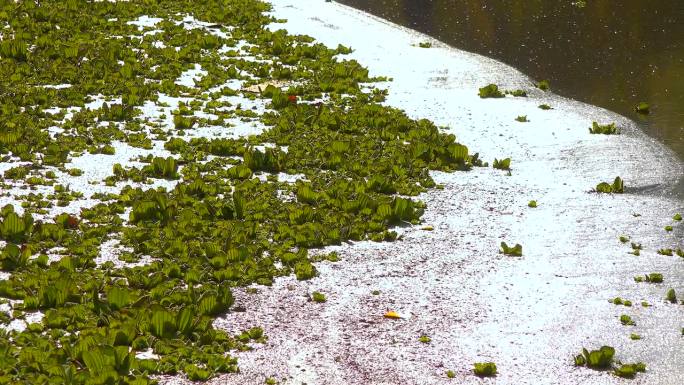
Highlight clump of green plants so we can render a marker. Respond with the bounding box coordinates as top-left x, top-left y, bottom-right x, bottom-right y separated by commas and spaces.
614, 363, 647, 378
507, 89, 527, 97
630, 333, 641, 340
634, 102, 650, 114
620, 314, 635, 326
673, 213, 682, 221
619, 235, 629, 243
594, 177, 624, 193
658, 248, 673, 256
634, 273, 663, 283
418, 335, 431, 343
515, 115, 529, 122
536, 79, 550, 91
446, 370, 455, 378
666, 288, 677, 304
473, 362, 497, 377
478, 84, 505, 98
589, 121, 620, 135
493, 158, 511, 171
538, 104, 552, 110
500, 242, 523, 256
528, 200, 537, 208
311, 291, 327, 303
418, 42, 432, 48
664, 225, 673, 232
574, 346, 614, 369
611, 297, 632, 307
0, 0, 487, 382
